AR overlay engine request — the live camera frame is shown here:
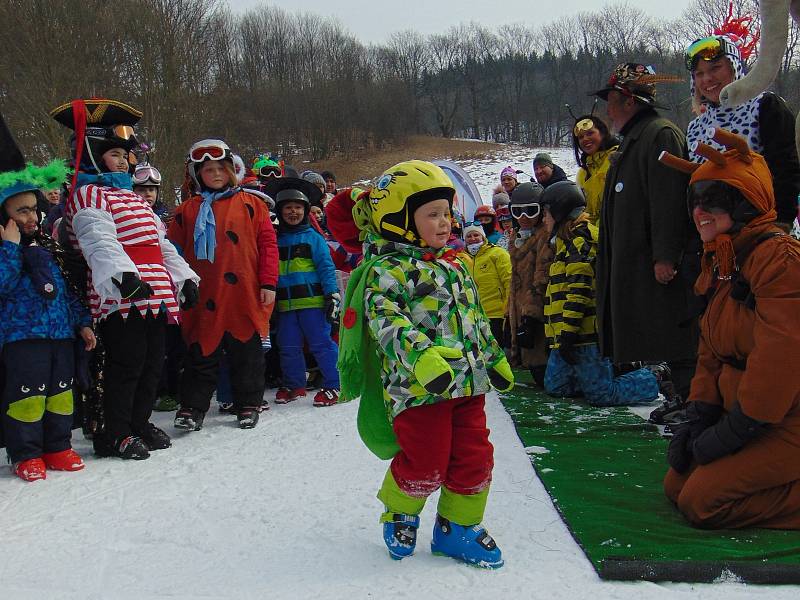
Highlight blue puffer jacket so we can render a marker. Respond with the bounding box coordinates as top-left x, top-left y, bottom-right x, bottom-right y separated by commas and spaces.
276, 225, 338, 312
0, 240, 90, 346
